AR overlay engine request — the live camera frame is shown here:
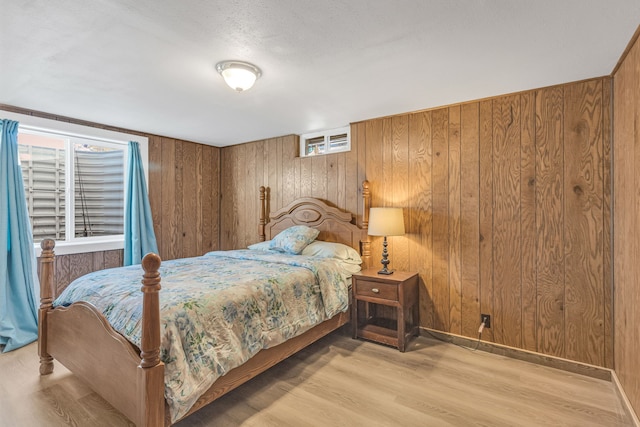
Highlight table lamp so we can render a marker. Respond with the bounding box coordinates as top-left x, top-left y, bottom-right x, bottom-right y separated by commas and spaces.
368, 207, 405, 275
